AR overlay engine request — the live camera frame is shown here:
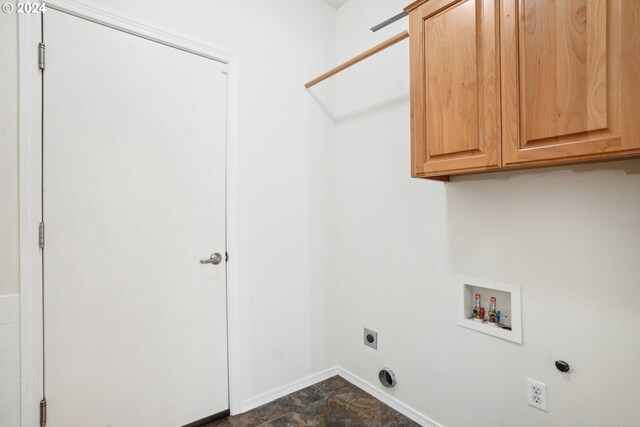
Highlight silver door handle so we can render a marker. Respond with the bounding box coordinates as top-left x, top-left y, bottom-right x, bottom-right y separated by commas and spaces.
200, 253, 222, 265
